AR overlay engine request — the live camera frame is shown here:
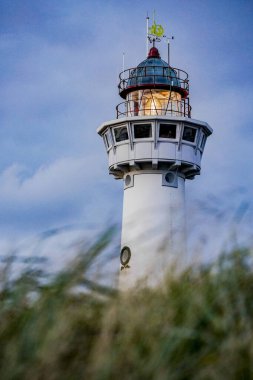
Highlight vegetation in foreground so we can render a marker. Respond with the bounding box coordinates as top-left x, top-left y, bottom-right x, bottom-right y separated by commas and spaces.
0, 231, 253, 380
